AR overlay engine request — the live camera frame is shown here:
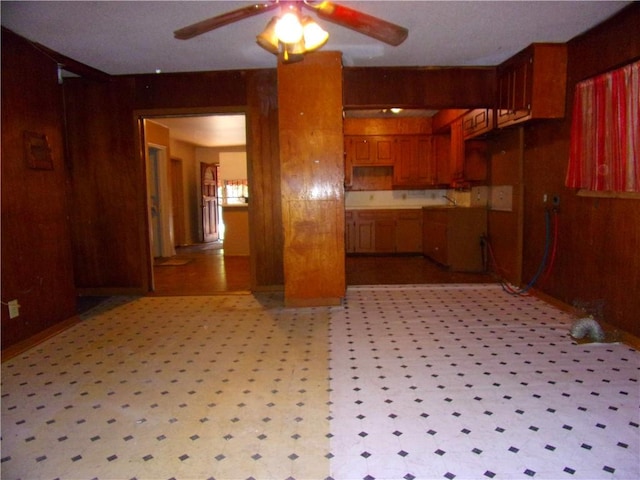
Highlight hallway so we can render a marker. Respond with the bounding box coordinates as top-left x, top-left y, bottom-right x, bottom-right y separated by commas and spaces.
151, 243, 251, 296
